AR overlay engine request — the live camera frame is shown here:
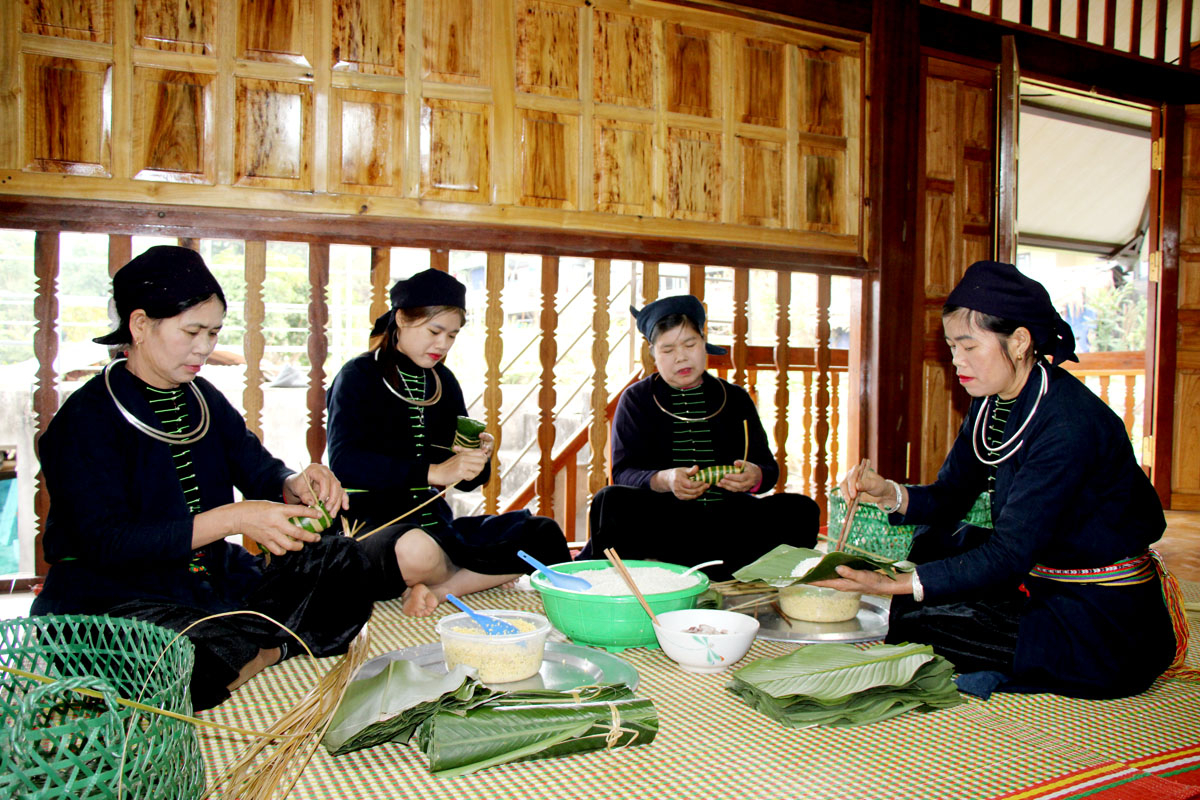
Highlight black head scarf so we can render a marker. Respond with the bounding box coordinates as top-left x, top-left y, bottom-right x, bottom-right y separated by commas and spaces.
945, 260, 1078, 365
630, 295, 727, 355
370, 269, 467, 337
94, 246, 226, 346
